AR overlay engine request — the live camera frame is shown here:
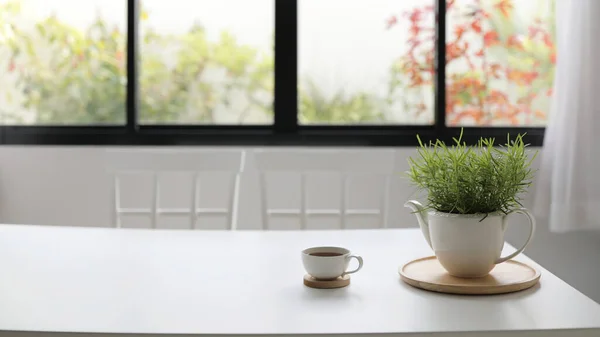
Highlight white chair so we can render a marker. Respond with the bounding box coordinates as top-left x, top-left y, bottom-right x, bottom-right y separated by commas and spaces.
105, 149, 245, 230
253, 149, 395, 230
